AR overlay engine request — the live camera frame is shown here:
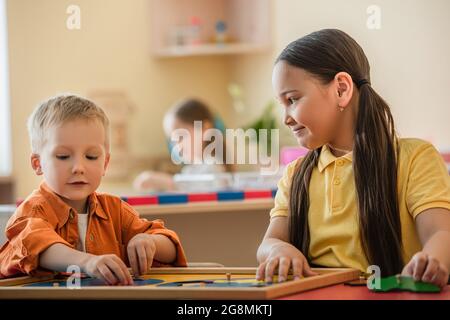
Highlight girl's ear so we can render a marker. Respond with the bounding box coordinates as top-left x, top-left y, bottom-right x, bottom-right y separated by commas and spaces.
334, 71, 354, 110
30, 153, 43, 175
